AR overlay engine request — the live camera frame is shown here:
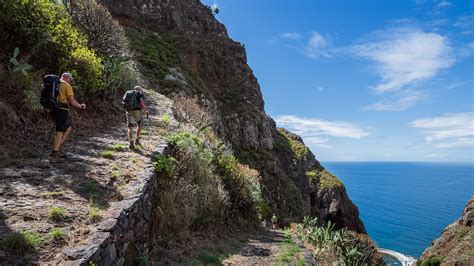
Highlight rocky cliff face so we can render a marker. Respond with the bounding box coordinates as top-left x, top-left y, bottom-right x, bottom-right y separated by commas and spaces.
101, 0, 365, 233
421, 196, 474, 265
